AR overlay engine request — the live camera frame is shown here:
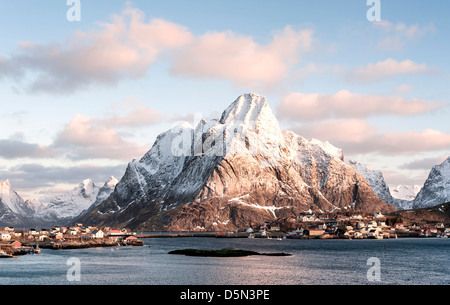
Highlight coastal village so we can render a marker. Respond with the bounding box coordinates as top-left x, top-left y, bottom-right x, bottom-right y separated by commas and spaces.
0, 224, 143, 258
241, 212, 450, 240
1, 211, 449, 257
